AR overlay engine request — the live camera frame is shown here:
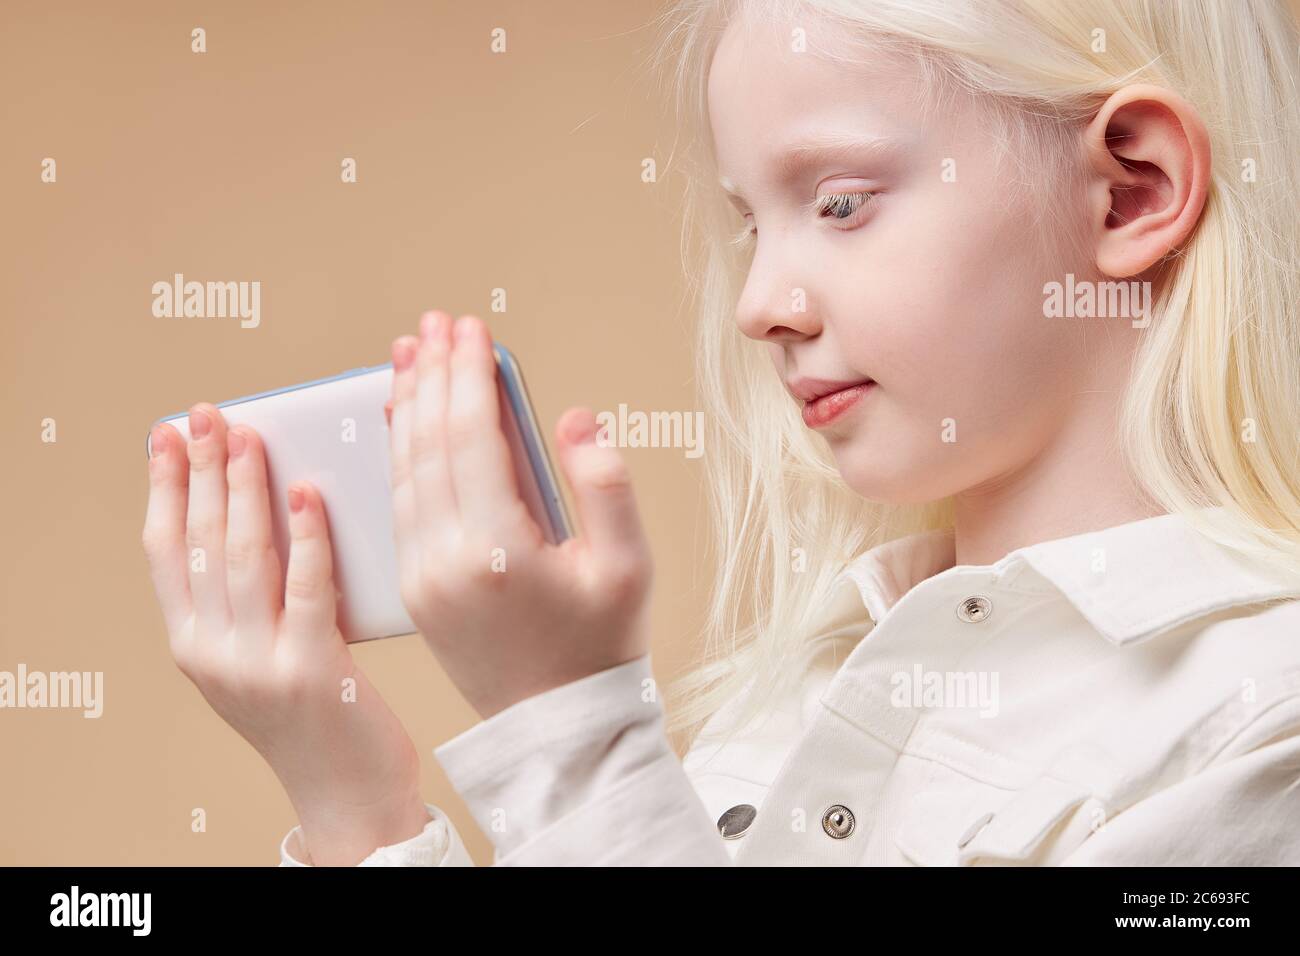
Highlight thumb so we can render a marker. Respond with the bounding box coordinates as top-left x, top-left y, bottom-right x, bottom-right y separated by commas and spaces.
554, 406, 648, 559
